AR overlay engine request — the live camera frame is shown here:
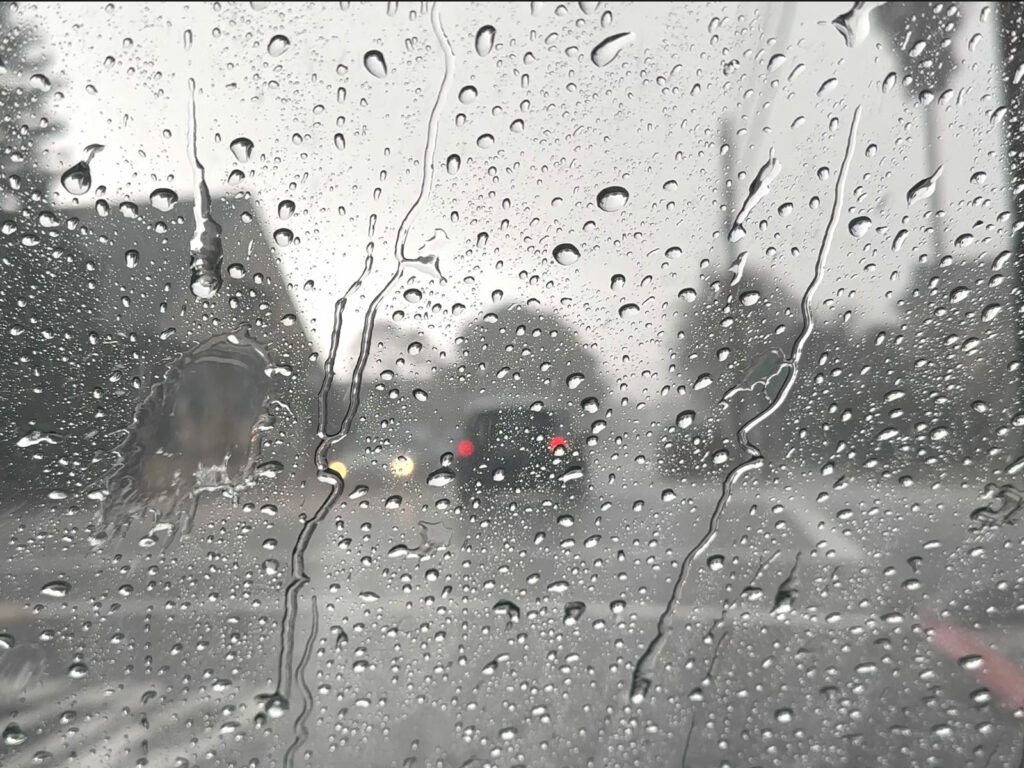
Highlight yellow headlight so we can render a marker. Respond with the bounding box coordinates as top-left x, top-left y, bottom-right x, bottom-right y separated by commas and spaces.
328, 460, 348, 479
390, 455, 414, 477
